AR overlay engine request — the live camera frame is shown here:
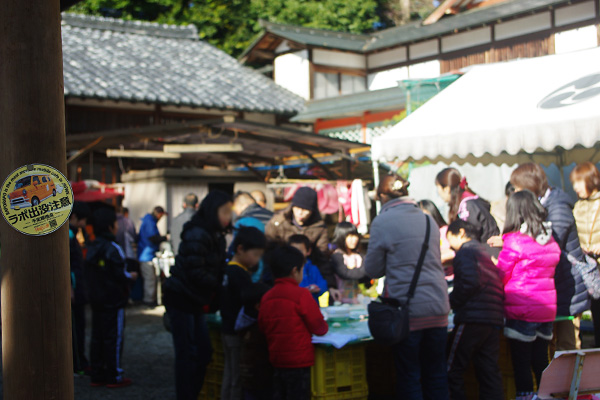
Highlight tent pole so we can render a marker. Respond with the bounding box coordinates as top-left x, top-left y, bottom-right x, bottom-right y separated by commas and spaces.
557, 149, 566, 190
0, 0, 74, 398
373, 160, 381, 214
